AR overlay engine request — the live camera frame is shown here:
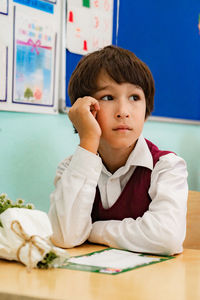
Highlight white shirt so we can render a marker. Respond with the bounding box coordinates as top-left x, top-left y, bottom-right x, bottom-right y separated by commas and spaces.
48, 135, 188, 255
